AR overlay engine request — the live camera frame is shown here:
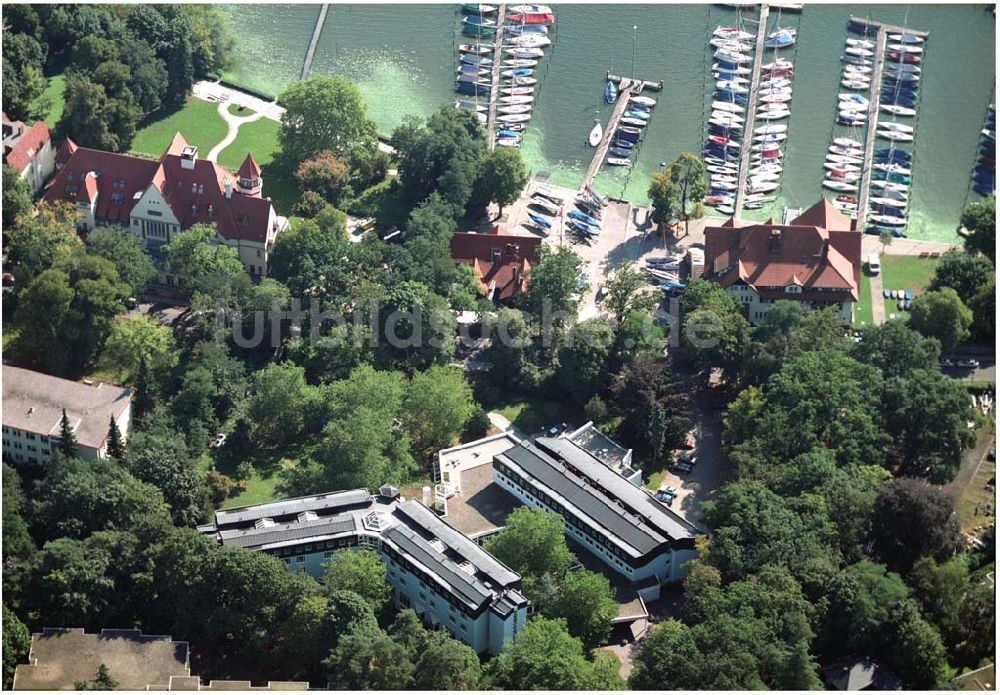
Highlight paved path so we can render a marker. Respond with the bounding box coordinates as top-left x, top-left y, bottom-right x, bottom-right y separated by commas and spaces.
869, 267, 886, 324
193, 80, 396, 155
207, 101, 264, 163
